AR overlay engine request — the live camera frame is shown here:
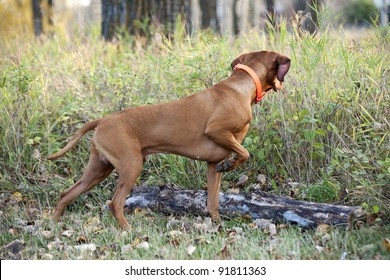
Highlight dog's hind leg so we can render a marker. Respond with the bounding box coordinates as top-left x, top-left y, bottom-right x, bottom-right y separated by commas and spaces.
52, 143, 114, 222
108, 150, 143, 230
